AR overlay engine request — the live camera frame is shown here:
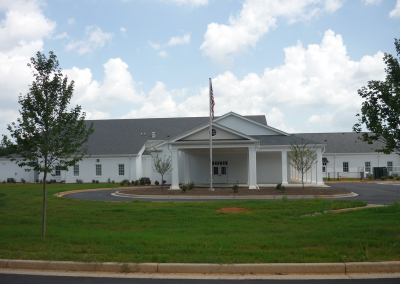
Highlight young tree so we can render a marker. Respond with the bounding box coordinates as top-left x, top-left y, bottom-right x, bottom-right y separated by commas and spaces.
1, 51, 94, 238
289, 140, 317, 189
151, 150, 172, 191
353, 38, 400, 154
